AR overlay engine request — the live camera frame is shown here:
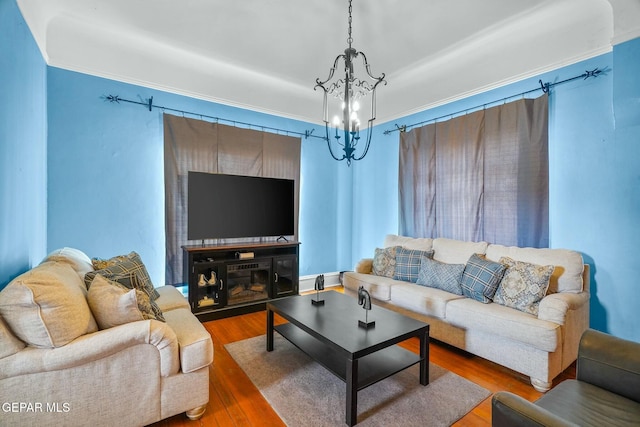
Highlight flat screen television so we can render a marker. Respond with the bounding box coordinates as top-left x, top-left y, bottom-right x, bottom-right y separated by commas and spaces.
187, 171, 295, 240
